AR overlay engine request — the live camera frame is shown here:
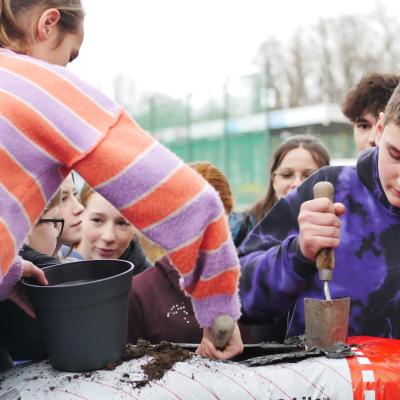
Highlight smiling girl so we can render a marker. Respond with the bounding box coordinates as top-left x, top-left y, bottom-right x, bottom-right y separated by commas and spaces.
73, 184, 151, 275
